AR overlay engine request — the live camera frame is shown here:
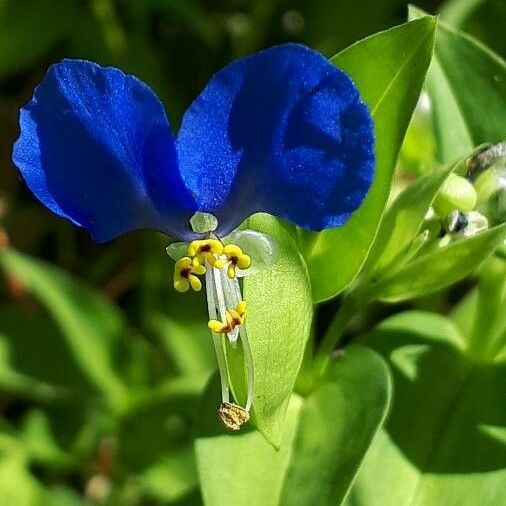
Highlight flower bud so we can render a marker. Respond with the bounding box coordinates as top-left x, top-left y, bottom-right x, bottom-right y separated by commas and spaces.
433, 174, 477, 218
474, 159, 506, 205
